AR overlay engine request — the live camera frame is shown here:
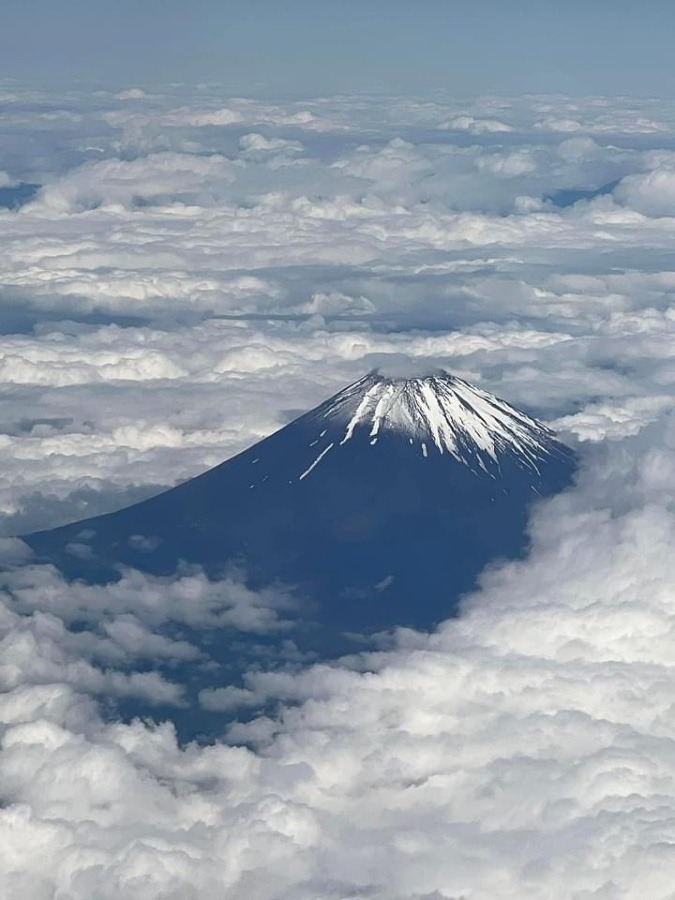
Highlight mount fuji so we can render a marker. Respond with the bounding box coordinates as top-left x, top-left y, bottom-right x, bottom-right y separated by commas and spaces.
21, 371, 576, 733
